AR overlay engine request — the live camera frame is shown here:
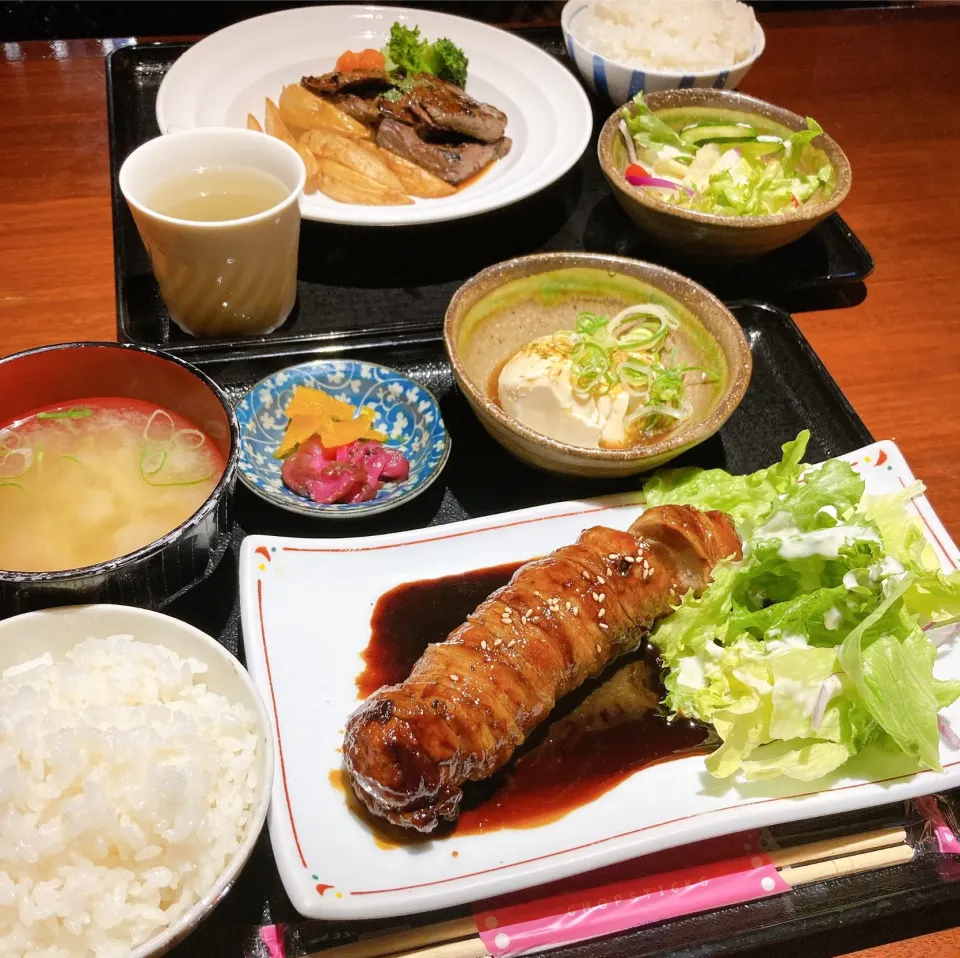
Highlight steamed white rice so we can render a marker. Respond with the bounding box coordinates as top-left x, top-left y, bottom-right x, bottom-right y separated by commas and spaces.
576, 1, 759, 72
0, 636, 259, 958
